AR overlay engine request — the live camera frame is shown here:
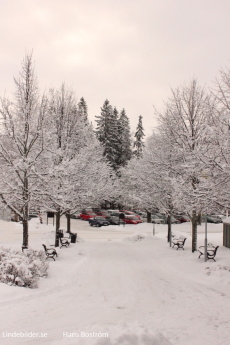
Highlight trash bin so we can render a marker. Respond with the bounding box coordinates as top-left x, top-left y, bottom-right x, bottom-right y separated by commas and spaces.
70, 233, 77, 243
57, 229, 64, 238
